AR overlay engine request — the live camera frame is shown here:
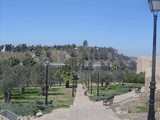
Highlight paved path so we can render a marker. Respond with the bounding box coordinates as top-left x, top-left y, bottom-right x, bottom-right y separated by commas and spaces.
68, 84, 120, 120
34, 84, 143, 120
32, 108, 69, 120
